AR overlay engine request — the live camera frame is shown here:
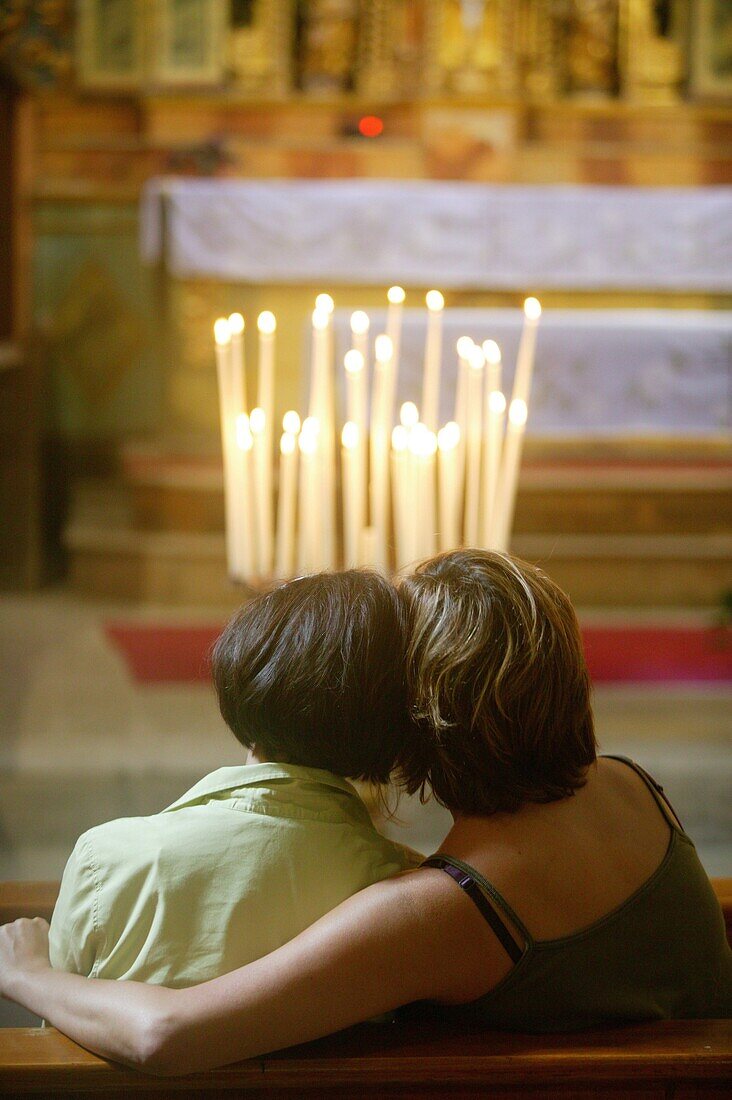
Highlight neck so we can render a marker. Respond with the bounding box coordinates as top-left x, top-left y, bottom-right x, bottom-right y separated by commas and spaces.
245, 746, 269, 765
